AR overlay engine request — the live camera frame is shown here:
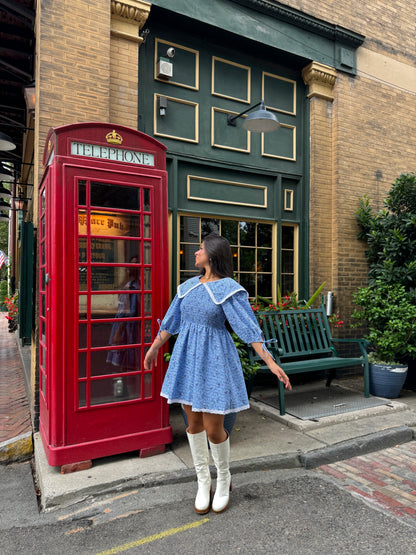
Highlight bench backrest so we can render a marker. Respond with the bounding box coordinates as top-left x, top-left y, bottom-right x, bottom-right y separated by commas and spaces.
256, 306, 334, 360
